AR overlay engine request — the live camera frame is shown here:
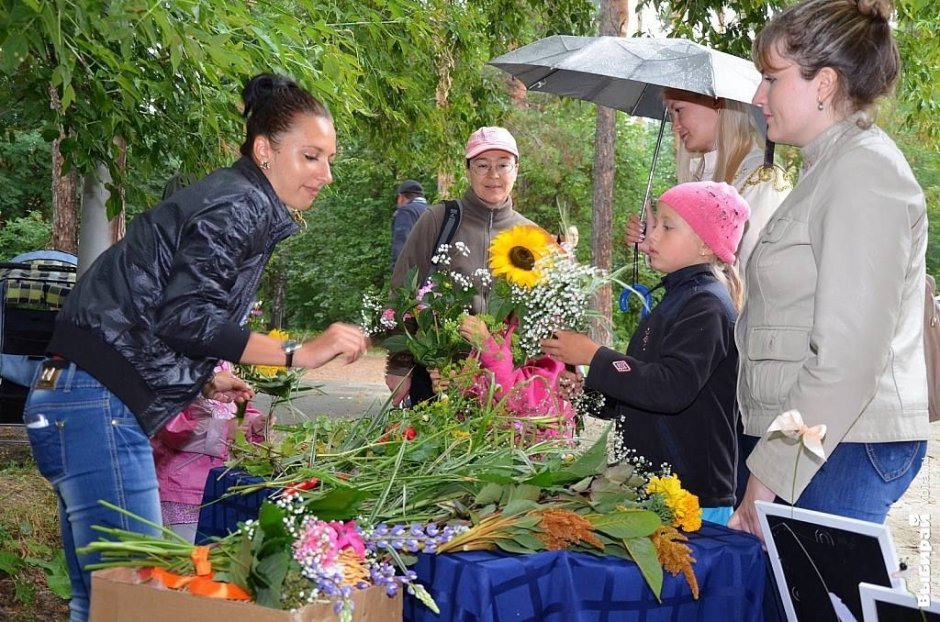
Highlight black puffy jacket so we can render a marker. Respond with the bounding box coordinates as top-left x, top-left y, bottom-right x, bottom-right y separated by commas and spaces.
48, 157, 300, 436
